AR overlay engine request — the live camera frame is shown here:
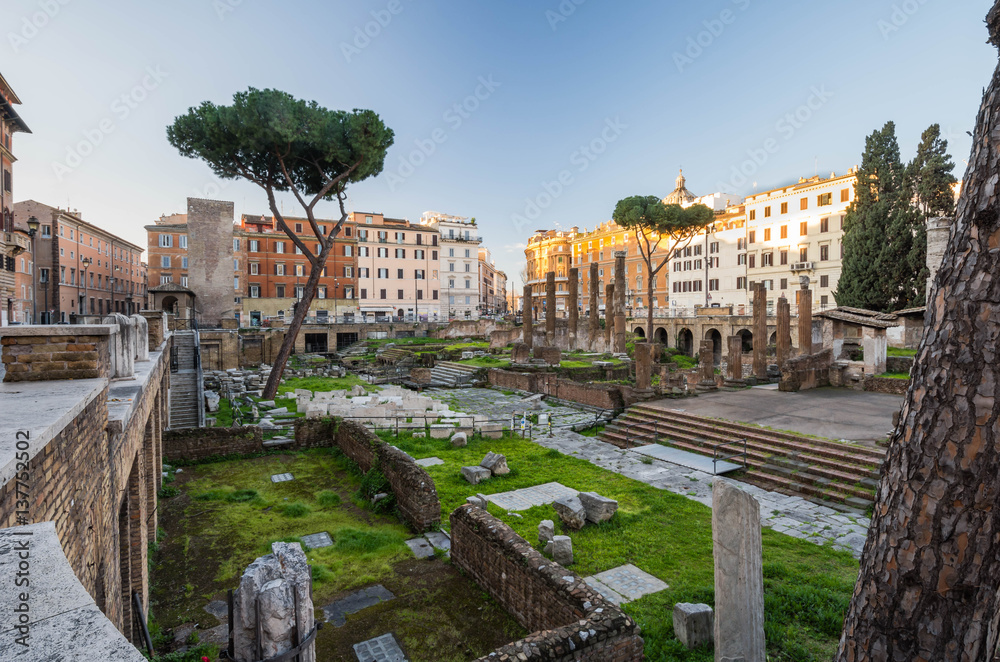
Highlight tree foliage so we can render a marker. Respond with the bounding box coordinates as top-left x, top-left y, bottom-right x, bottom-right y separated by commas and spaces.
612, 195, 714, 338
166, 88, 394, 397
